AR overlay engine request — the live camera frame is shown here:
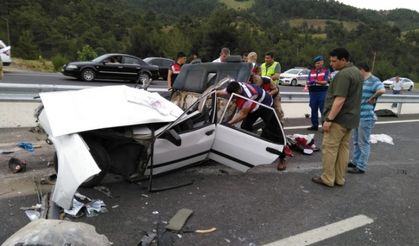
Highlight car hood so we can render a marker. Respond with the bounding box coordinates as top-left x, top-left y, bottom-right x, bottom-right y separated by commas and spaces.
280, 73, 299, 78
39, 85, 184, 137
